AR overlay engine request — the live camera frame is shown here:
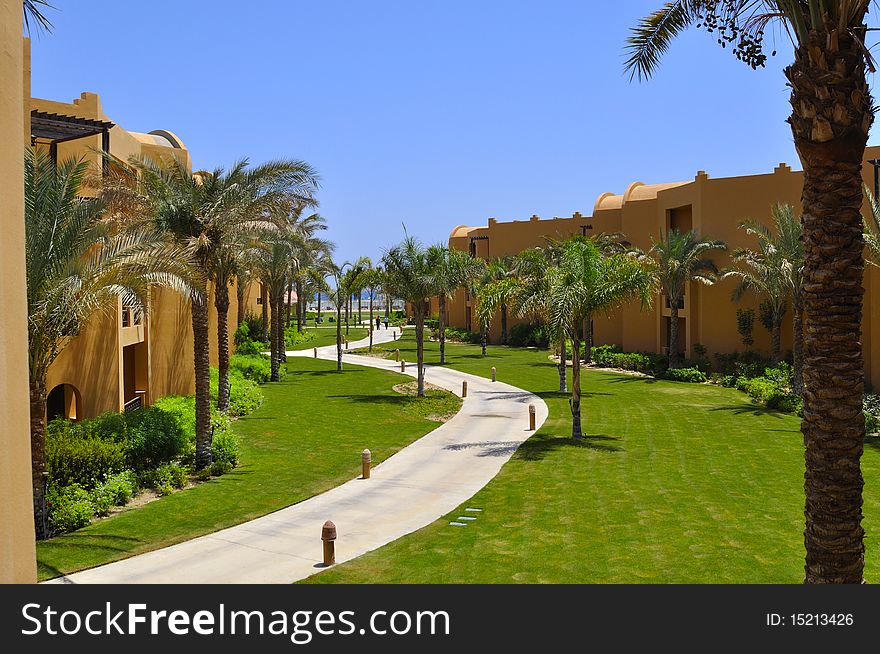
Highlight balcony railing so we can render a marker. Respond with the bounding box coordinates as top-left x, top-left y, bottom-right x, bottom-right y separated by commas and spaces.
123, 396, 142, 413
